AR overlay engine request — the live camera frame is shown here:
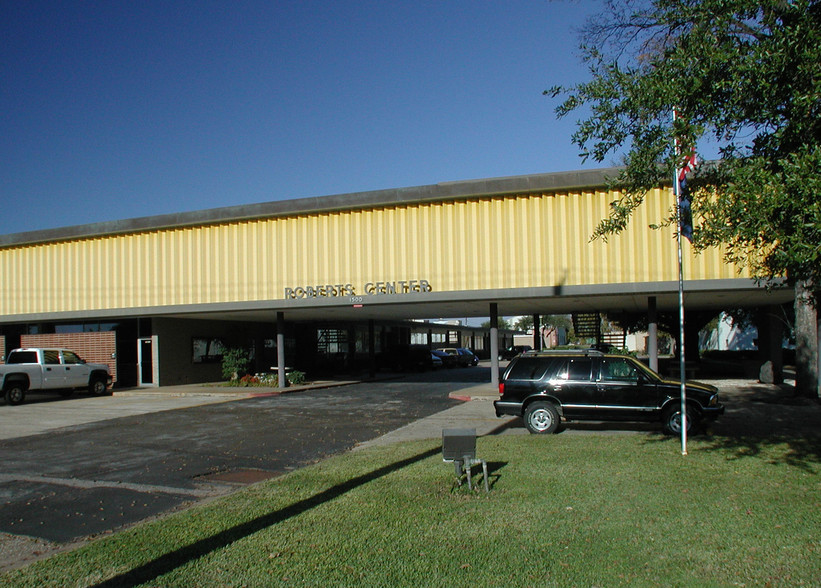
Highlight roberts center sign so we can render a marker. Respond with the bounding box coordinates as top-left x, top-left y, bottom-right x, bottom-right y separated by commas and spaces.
284, 279, 432, 300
